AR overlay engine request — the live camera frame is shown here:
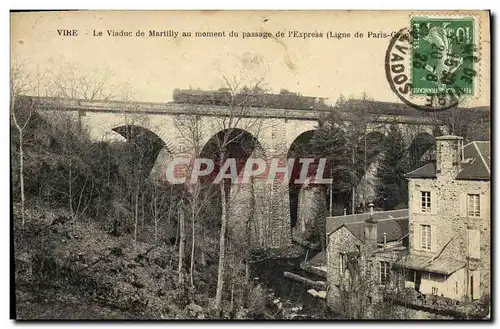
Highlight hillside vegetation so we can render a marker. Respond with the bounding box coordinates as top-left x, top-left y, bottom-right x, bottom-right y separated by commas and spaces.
11, 106, 278, 319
